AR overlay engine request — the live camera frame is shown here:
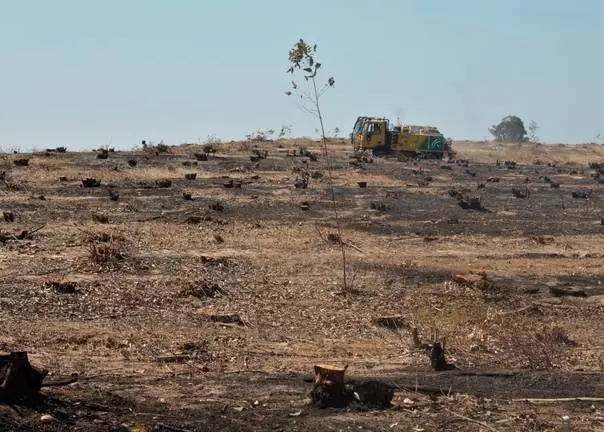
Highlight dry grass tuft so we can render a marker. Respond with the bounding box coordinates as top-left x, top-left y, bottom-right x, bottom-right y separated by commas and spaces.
92, 213, 110, 224
44, 279, 79, 294
89, 240, 125, 265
